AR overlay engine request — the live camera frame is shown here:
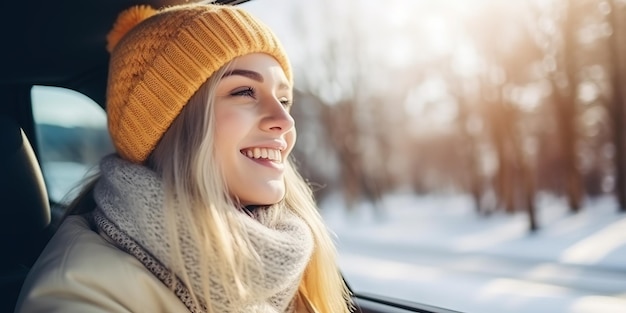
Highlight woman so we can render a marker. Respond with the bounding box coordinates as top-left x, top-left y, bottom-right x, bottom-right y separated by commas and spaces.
16, 3, 352, 313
